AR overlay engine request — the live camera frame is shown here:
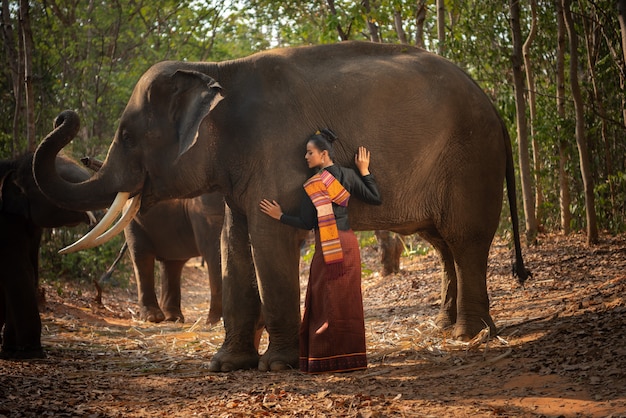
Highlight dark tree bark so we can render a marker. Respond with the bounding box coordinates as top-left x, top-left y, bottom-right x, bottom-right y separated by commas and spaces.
375, 231, 403, 276
509, 0, 538, 243
393, 10, 407, 44
555, 0, 572, 234
415, 0, 427, 49
19, 0, 35, 152
362, 0, 381, 43
436, 0, 445, 55
2, 0, 22, 156
562, 0, 599, 245
326, 0, 350, 41
523, 0, 543, 231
